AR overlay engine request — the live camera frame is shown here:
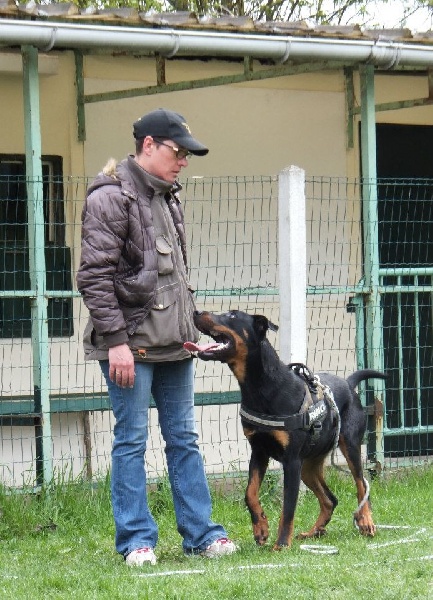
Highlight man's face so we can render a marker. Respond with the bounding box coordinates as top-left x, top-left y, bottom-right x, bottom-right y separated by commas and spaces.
139, 137, 191, 184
